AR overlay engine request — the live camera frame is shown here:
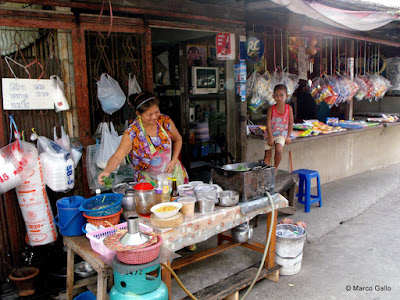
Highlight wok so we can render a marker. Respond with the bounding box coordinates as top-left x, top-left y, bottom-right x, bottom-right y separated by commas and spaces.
220, 162, 269, 172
